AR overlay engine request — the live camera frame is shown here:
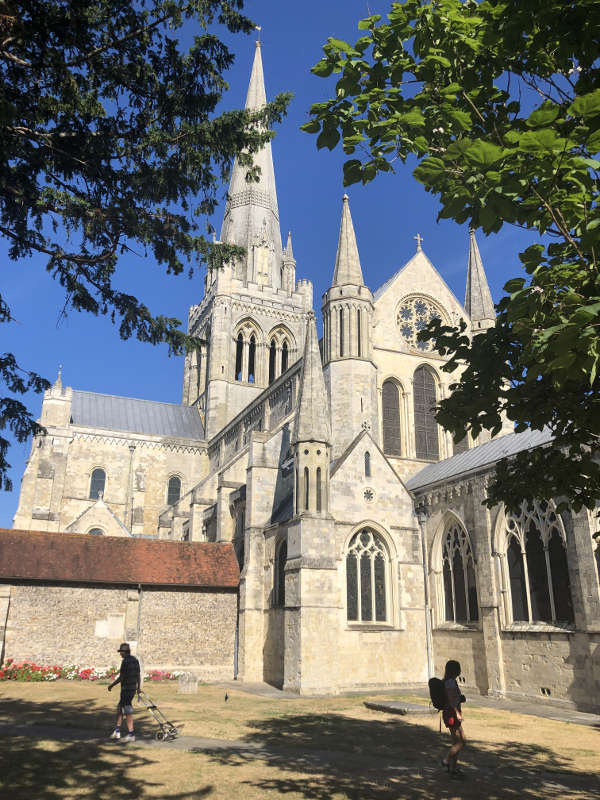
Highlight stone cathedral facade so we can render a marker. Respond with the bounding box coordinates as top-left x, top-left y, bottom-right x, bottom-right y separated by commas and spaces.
10, 45, 600, 706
